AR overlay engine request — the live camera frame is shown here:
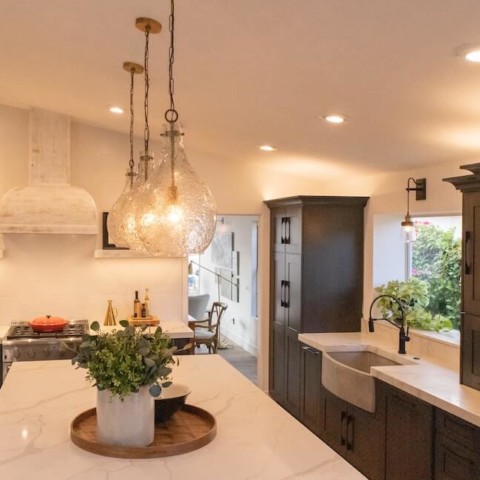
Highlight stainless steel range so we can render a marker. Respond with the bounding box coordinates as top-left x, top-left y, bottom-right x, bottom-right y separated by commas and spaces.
2, 319, 89, 382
